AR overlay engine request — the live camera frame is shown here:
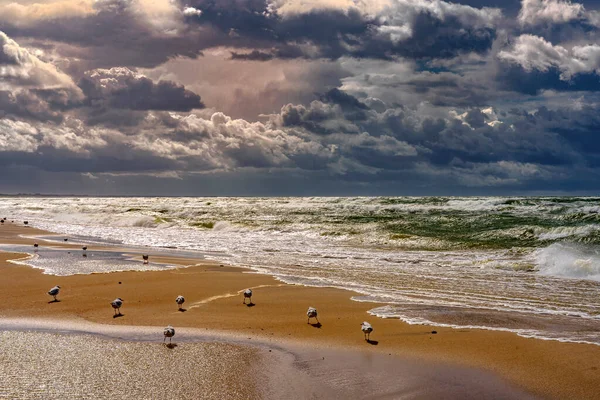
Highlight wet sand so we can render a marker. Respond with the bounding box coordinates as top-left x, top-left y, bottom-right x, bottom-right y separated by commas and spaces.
0, 330, 258, 399
1, 222, 600, 398
0, 320, 537, 400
